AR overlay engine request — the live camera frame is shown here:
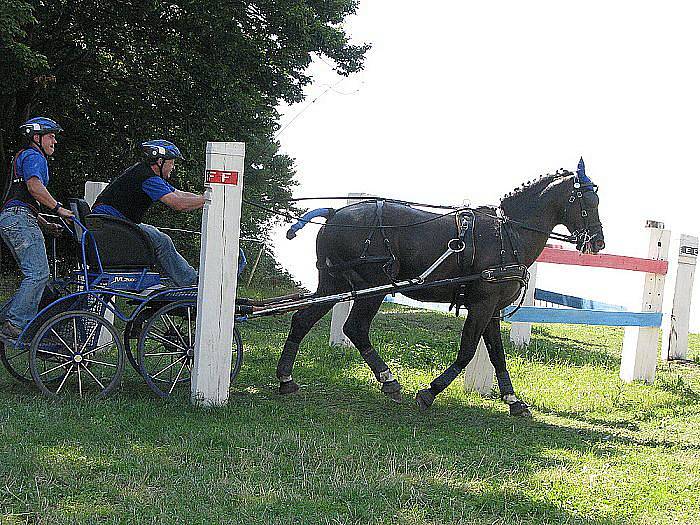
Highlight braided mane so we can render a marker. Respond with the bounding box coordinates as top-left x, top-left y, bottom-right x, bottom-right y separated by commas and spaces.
499, 170, 573, 207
